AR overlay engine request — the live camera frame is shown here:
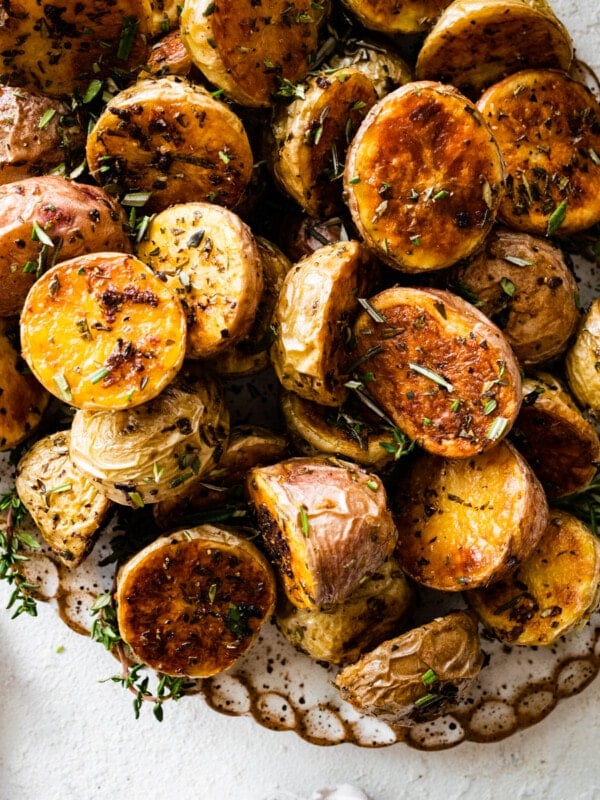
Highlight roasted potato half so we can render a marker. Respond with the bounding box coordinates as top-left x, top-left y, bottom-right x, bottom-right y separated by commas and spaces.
180, 0, 326, 107
326, 39, 412, 99
276, 556, 414, 665
116, 525, 276, 677
86, 77, 253, 213
511, 372, 600, 499
15, 431, 111, 568
344, 81, 504, 272
136, 202, 263, 360
0, 319, 49, 451
271, 240, 376, 407
20, 252, 187, 411
565, 298, 600, 416
69, 366, 229, 507
477, 69, 600, 236
146, 30, 194, 77
415, 0, 572, 98
334, 610, 484, 726
279, 212, 350, 263
0, 176, 131, 318
340, 0, 452, 35
465, 510, 600, 646
247, 456, 397, 610
450, 227, 579, 366
392, 440, 549, 591
271, 67, 378, 218
351, 286, 522, 458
